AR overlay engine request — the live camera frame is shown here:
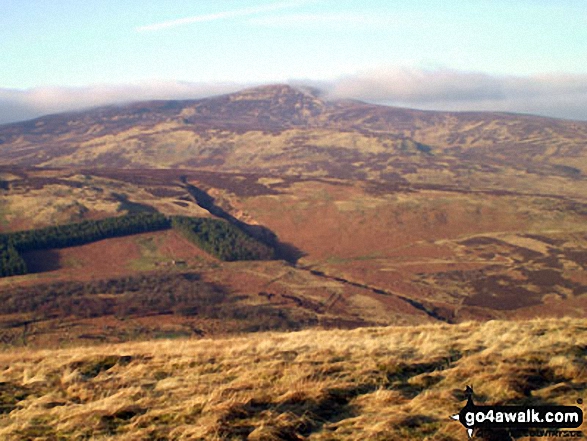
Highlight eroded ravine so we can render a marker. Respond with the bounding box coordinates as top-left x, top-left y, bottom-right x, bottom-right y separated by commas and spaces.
180, 180, 449, 322
180, 178, 304, 264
